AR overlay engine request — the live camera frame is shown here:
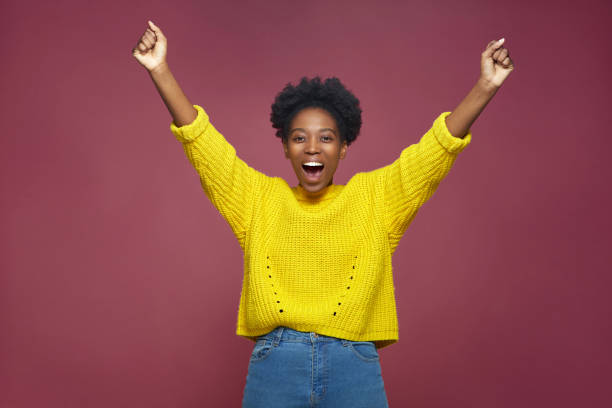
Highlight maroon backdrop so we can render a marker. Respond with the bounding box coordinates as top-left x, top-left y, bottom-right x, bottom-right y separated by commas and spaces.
1, 0, 611, 406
